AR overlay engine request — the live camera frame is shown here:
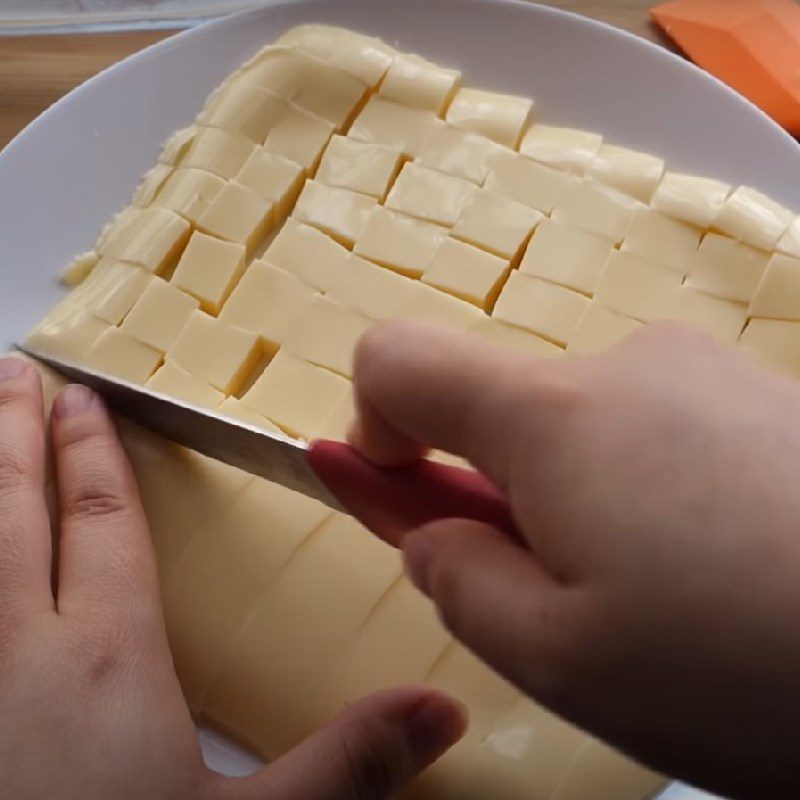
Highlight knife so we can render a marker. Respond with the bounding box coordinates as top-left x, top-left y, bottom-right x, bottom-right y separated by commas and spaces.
17, 345, 518, 547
